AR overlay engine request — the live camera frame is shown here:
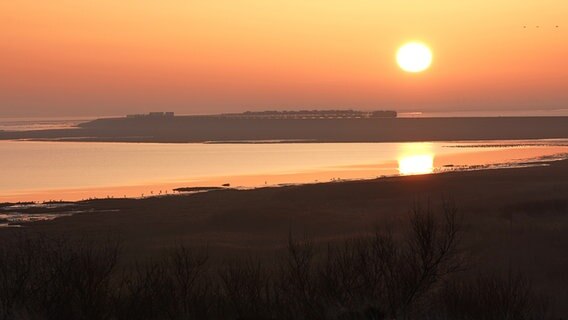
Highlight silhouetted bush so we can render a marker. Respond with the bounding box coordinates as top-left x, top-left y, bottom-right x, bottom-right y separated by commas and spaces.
0, 235, 37, 320
0, 235, 120, 320
218, 258, 273, 319
115, 245, 215, 320
432, 272, 549, 320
